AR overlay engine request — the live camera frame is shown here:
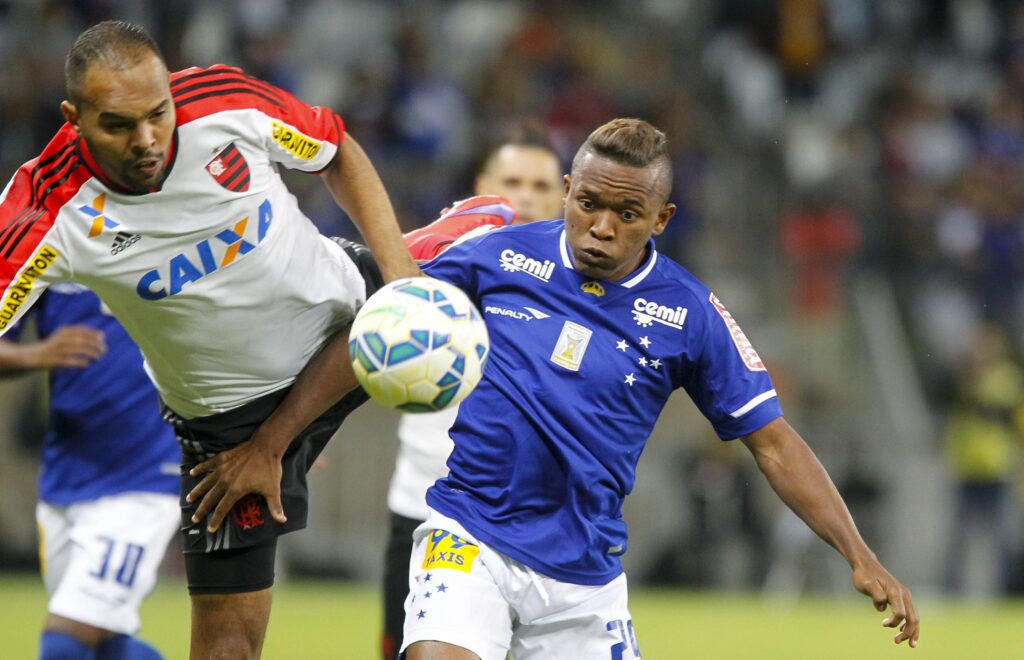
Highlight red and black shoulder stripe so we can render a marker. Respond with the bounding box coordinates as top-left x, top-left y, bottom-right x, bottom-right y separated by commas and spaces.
0, 124, 90, 264
171, 65, 290, 125
171, 65, 344, 146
